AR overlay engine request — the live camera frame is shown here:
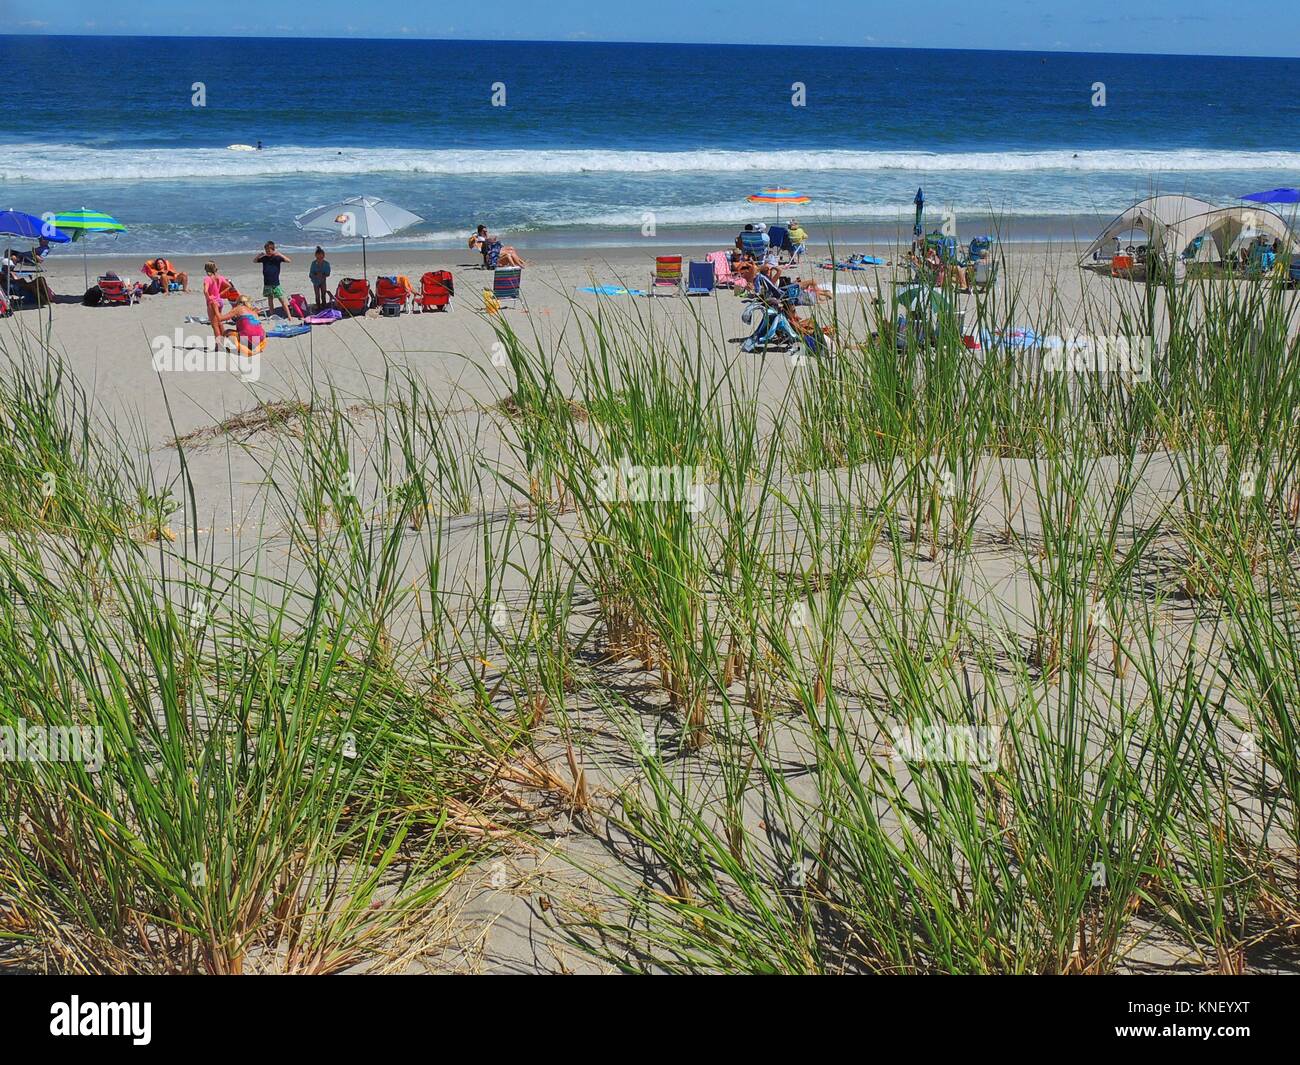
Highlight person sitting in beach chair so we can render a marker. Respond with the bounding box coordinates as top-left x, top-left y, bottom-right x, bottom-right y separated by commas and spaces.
9, 238, 53, 267
143, 258, 189, 294
2, 259, 54, 307
786, 221, 808, 264
97, 272, 140, 307
469, 225, 497, 268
